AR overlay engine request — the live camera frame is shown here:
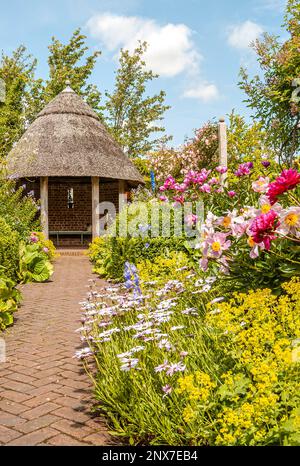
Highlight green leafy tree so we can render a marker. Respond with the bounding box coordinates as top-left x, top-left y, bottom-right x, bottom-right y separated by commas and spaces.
105, 42, 171, 158
239, 0, 300, 165
29, 29, 103, 120
227, 111, 276, 167
0, 46, 37, 159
